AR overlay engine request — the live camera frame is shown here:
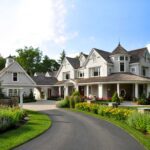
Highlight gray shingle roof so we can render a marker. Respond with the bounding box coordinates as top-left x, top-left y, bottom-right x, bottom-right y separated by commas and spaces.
129, 48, 147, 63
94, 48, 112, 63
112, 43, 128, 55
76, 73, 150, 83
66, 57, 80, 69
32, 75, 58, 85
